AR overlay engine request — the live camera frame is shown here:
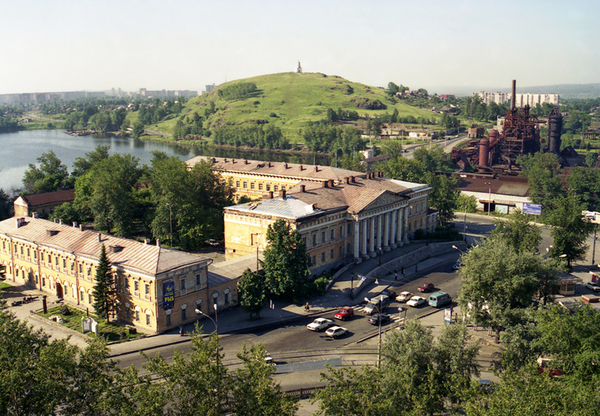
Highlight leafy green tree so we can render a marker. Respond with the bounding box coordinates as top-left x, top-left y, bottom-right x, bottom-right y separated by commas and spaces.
584, 152, 598, 168
380, 157, 425, 182
22, 150, 73, 194
237, 268, 266, 319
491, 209, 542, 253
458, 238, 555, 335
566, 166, 600, 211
93, 244, 115, 322
0, 189, 12, 220
546, 195, 593, 266
261, 219, 310, 300
143, 330, 231, 415
517, 152, 564, 209
387, 82, 400, 97
456, 194, 477, 213
232, 343, 298, 416
71, 145, 110, 178
426, 173, 459, 226
132, 121, 144, 139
